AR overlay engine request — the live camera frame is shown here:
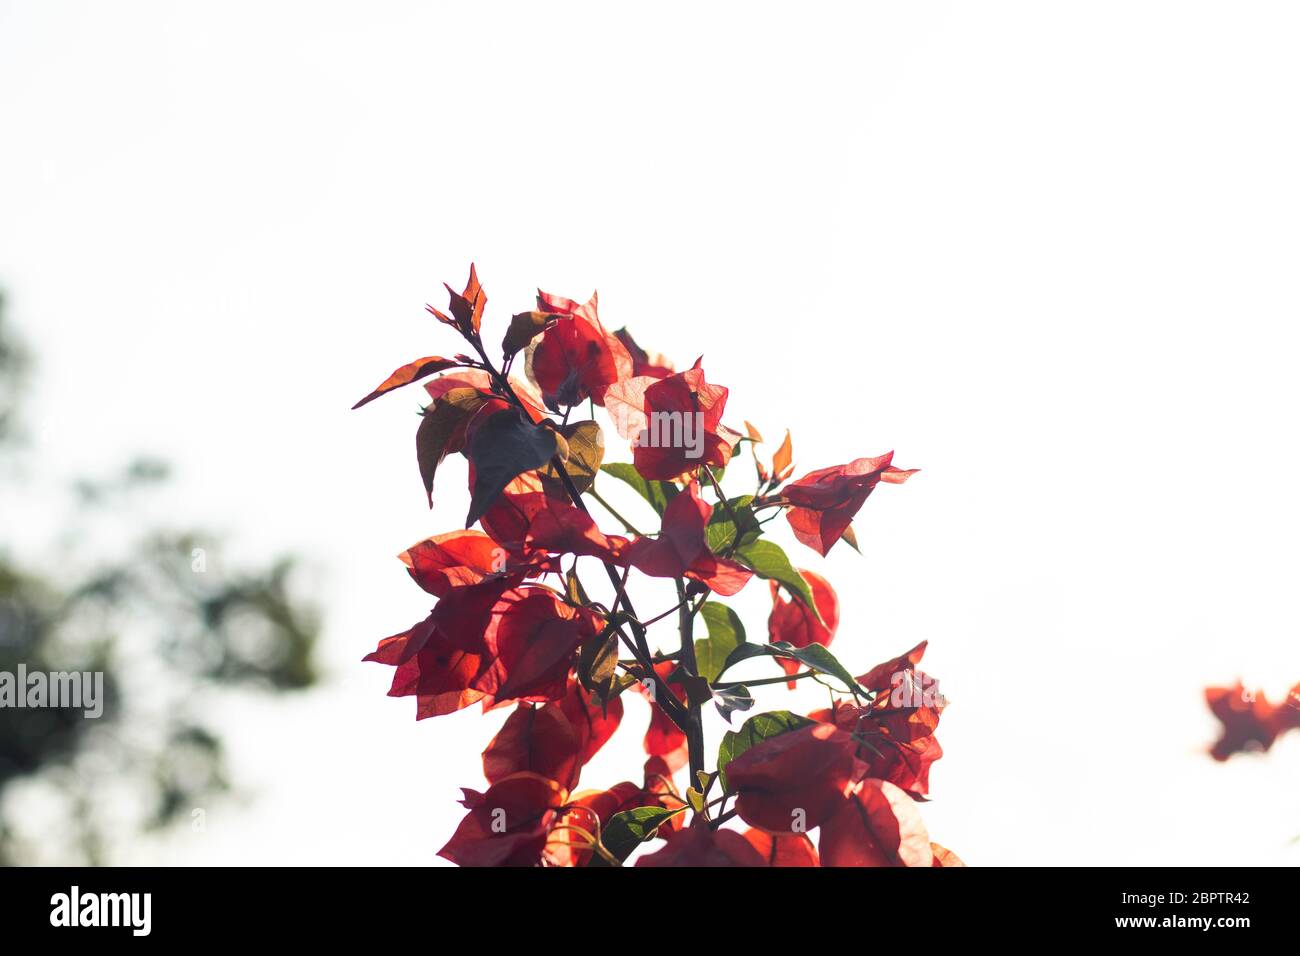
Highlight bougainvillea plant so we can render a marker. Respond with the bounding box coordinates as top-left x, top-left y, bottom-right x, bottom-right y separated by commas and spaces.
1205, 681, 1300, 761
353, 266, 962, 867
